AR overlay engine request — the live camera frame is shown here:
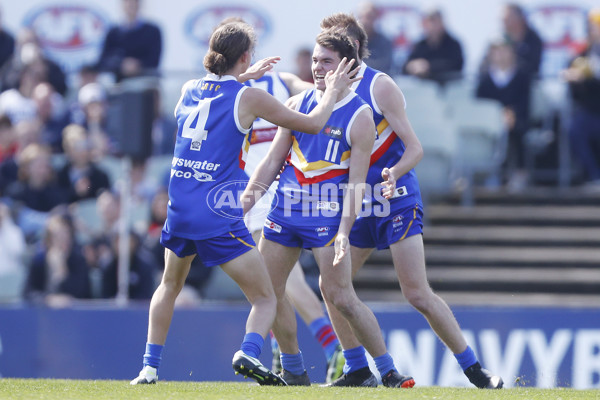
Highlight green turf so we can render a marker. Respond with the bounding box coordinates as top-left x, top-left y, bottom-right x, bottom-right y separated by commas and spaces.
0, 379, 597, 400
